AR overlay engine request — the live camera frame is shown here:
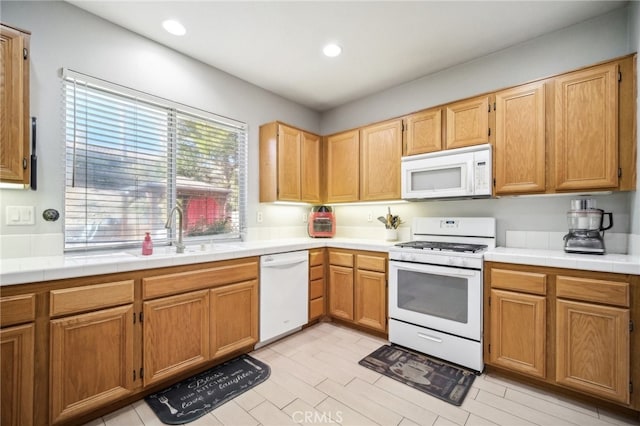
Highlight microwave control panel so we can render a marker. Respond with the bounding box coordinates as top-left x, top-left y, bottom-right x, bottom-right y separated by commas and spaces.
473, 150, 491, 195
